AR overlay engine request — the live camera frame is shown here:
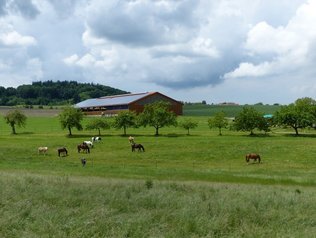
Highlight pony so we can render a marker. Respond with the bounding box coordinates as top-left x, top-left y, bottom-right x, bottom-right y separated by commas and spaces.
245, 153, 261, 163
128, 136, 135, 145
78, 143, 90, 153
131, 143, 145, 152
83, 141, 94, 148
58, 147, 68, 157
38, 146, 48, 155
92, 136, 102, 142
